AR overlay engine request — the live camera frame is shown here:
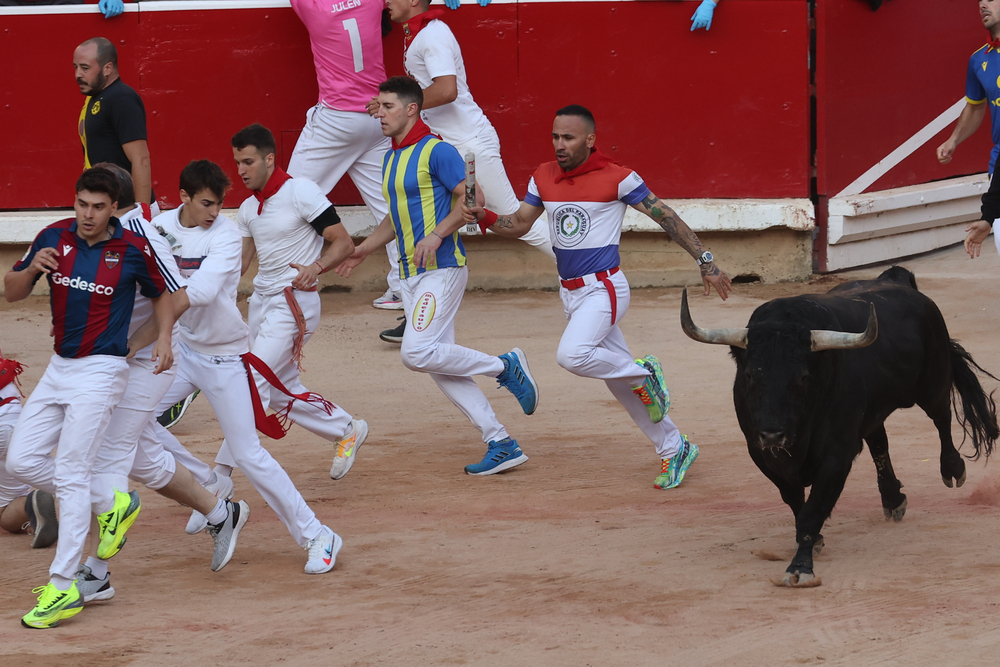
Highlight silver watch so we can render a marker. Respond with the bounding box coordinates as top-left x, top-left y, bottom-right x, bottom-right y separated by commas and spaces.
696, 251, 714, 266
